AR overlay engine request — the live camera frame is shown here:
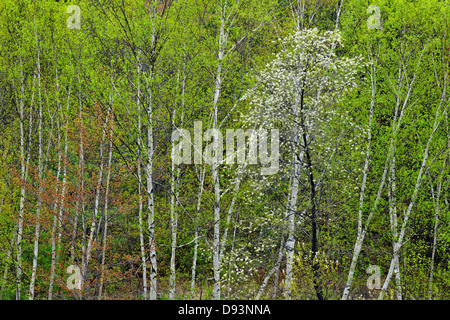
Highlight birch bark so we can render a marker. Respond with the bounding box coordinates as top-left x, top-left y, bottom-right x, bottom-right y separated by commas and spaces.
83, 105, 110, 291
16, 56, 35, 300
29, 26, 43, 300
190, 165, 206, 298
378, 78, 446, 300
210, 2, 227, 299
427, 75, 448, 300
